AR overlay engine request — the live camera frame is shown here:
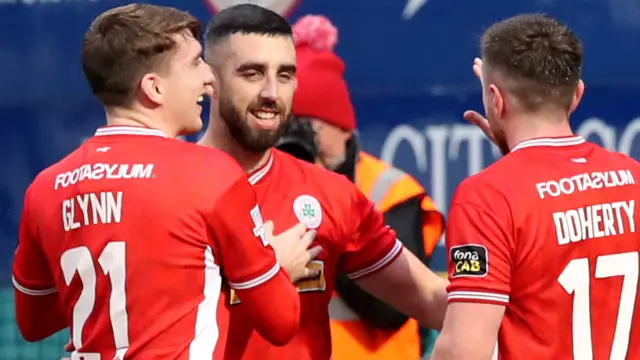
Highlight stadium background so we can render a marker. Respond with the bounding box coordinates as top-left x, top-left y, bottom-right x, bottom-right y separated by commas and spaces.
1, 0, 640, 358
